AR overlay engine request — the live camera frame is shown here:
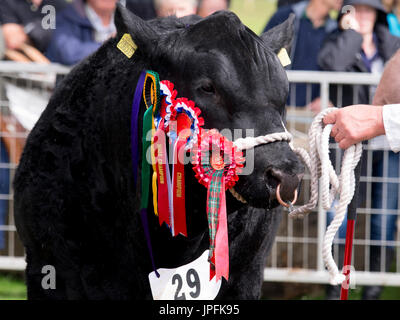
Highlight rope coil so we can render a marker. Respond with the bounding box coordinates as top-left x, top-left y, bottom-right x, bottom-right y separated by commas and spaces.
290, 108, 362, 285
230, 108, 362, 285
